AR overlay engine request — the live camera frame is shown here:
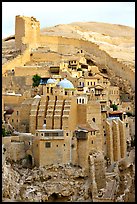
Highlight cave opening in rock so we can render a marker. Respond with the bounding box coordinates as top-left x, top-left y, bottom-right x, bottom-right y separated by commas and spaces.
27, 154, 32, 166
